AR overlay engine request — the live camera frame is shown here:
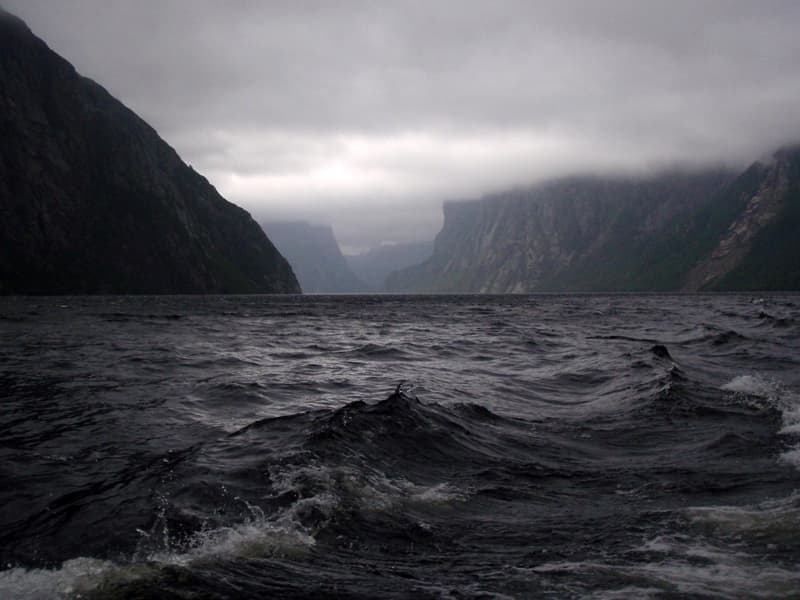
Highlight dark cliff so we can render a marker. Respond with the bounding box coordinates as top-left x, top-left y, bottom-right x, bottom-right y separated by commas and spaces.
261, 222, 366, 293
0, 10, 300, 294
386, 171, 735, 293
683, 146, 800, 291
387, 149, 800, 293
